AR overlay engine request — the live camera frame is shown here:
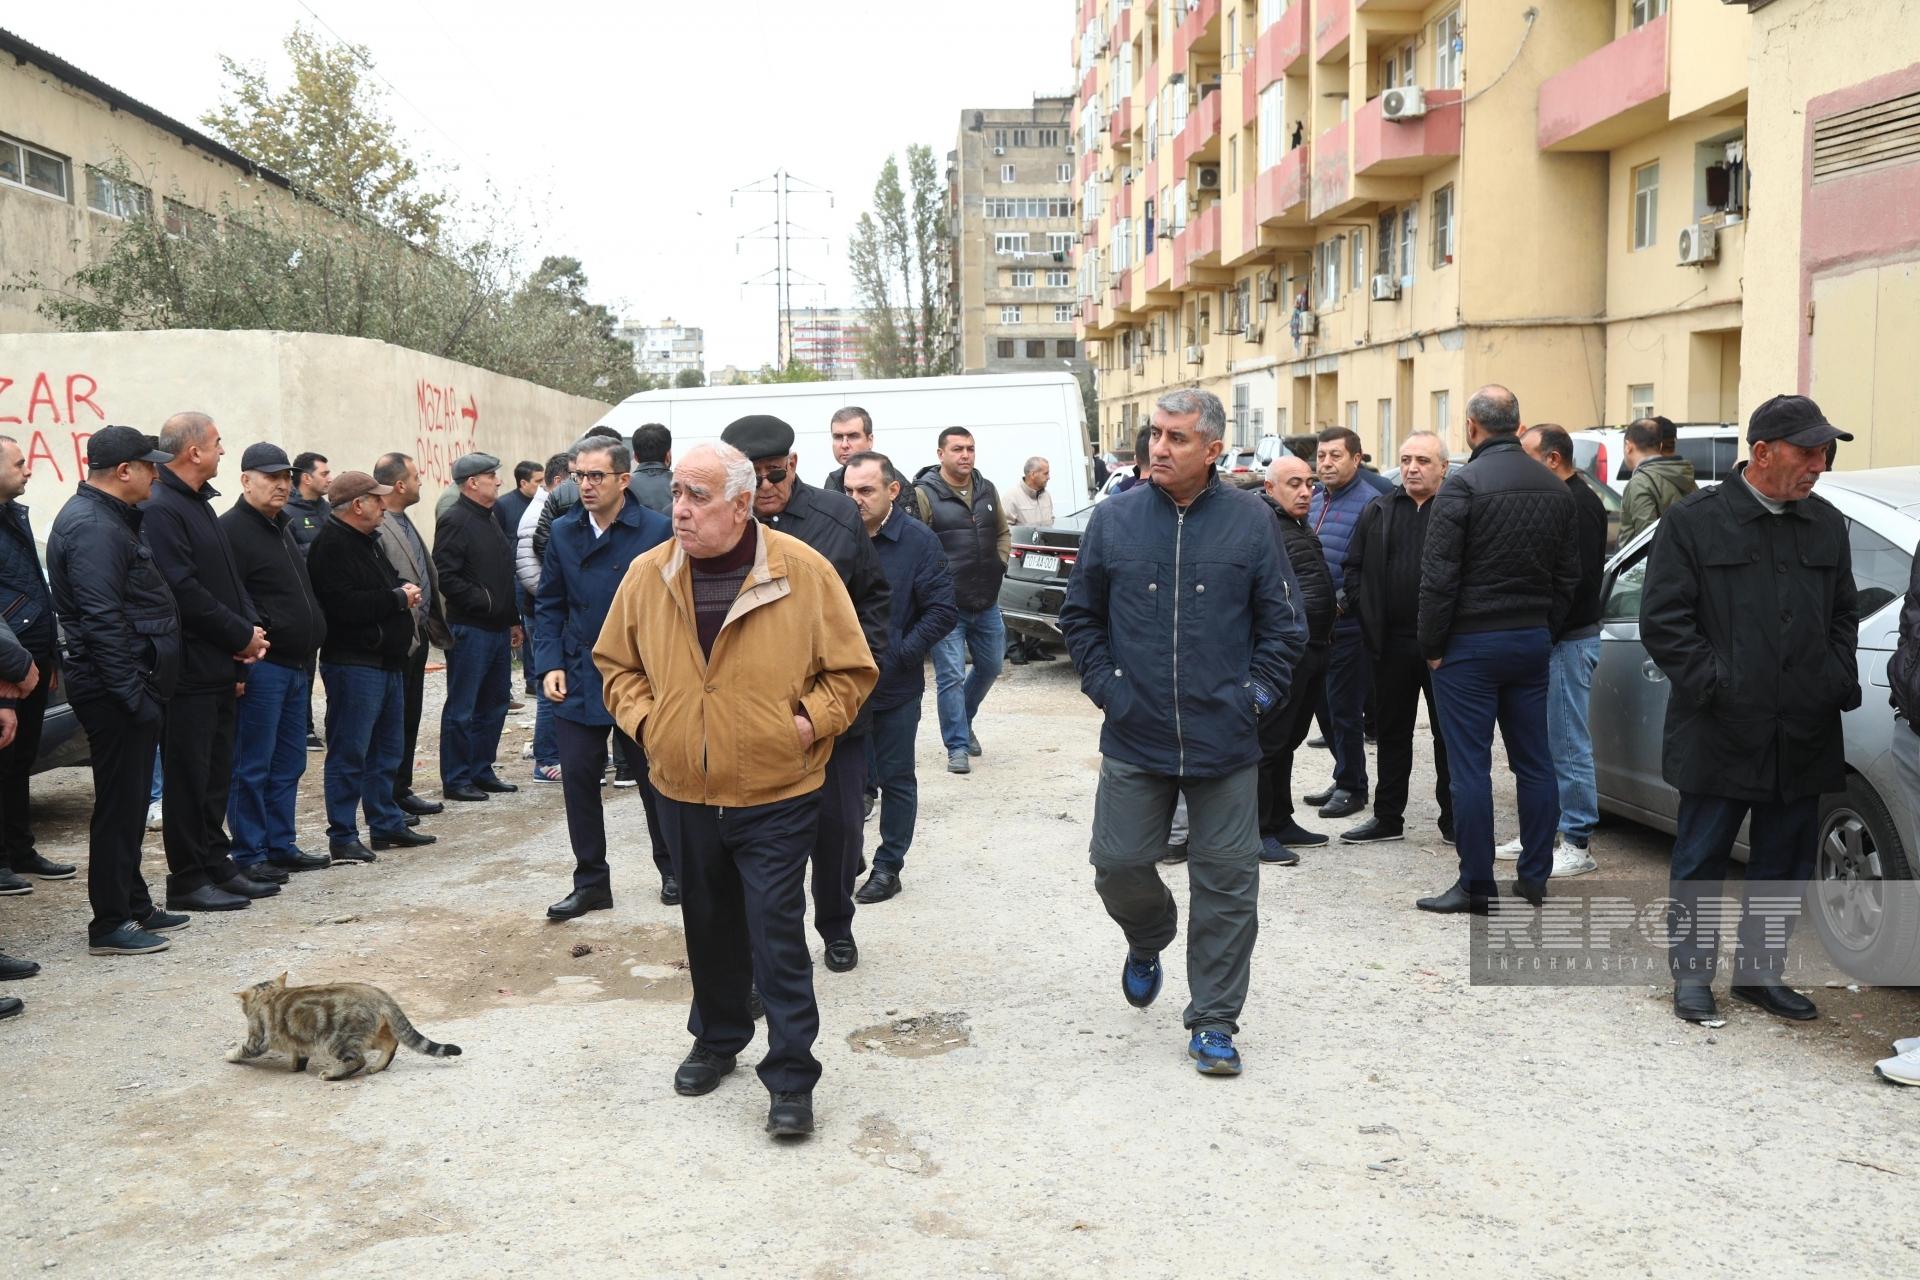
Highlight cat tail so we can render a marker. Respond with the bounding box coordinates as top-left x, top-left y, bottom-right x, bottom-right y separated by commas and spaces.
384, 997, 462, 1057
